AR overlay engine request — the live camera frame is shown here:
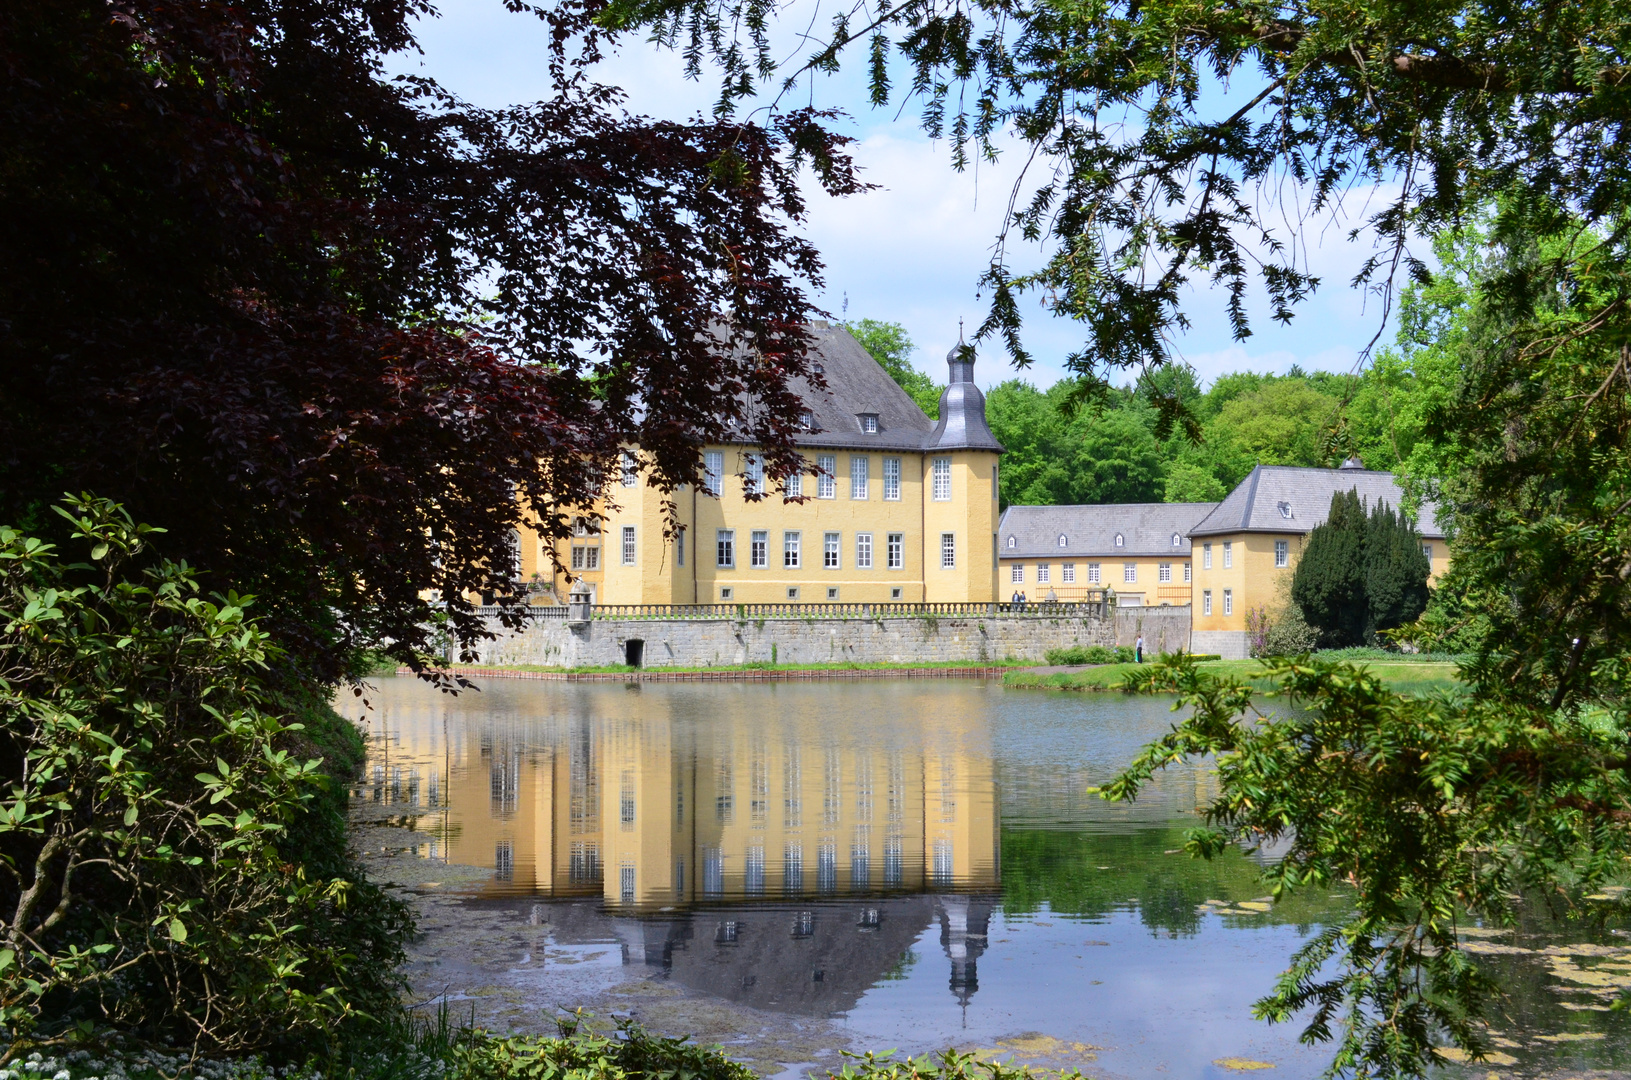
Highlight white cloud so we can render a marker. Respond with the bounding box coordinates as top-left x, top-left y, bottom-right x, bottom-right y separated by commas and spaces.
390, 2, 1433, 390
